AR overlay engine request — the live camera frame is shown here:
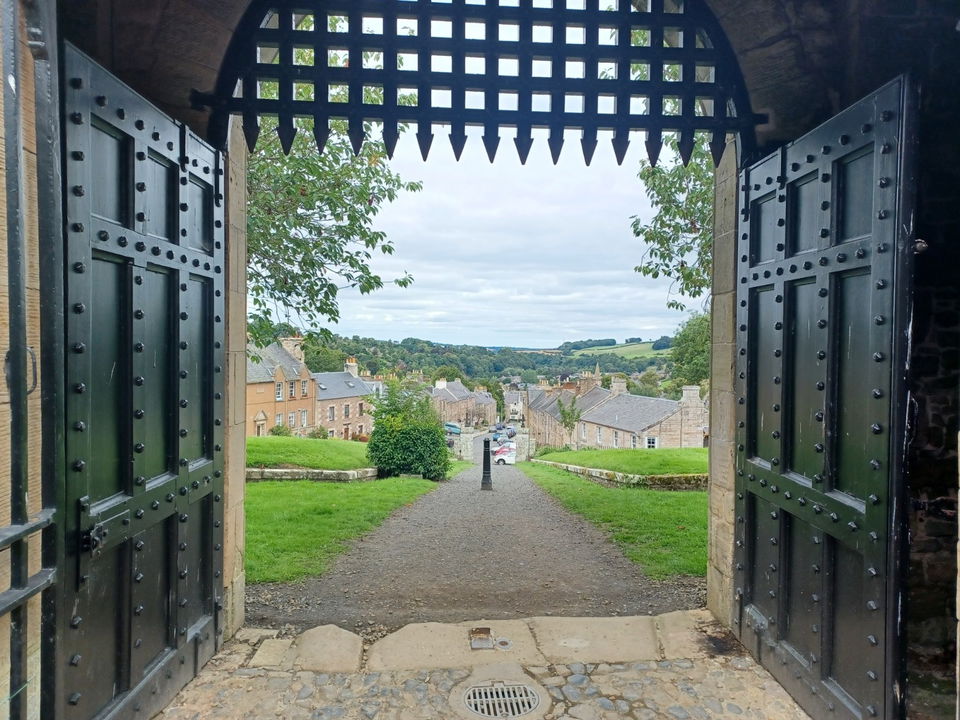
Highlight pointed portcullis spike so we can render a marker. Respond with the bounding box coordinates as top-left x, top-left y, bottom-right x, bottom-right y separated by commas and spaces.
416, 129, 434, 160
277, 117, 297, 155
242, 114, 260, 153
612, 133, 630, 165
645, 132, 663, 167
580, 136, 598, 166
383, 125, 399, 159
514, 133, 533, 165
449, 130, 468, 161
313, 121, 330, 154
482, 133, 500, 163
710, 130, 727, 166
548, 134, 564, 165
348, 122, 365, 156
678, 131, 695, 167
